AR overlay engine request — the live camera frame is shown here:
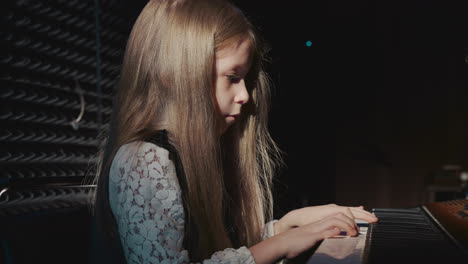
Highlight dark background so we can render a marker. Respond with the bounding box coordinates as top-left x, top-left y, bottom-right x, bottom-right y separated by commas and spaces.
232, 0, 468, 218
